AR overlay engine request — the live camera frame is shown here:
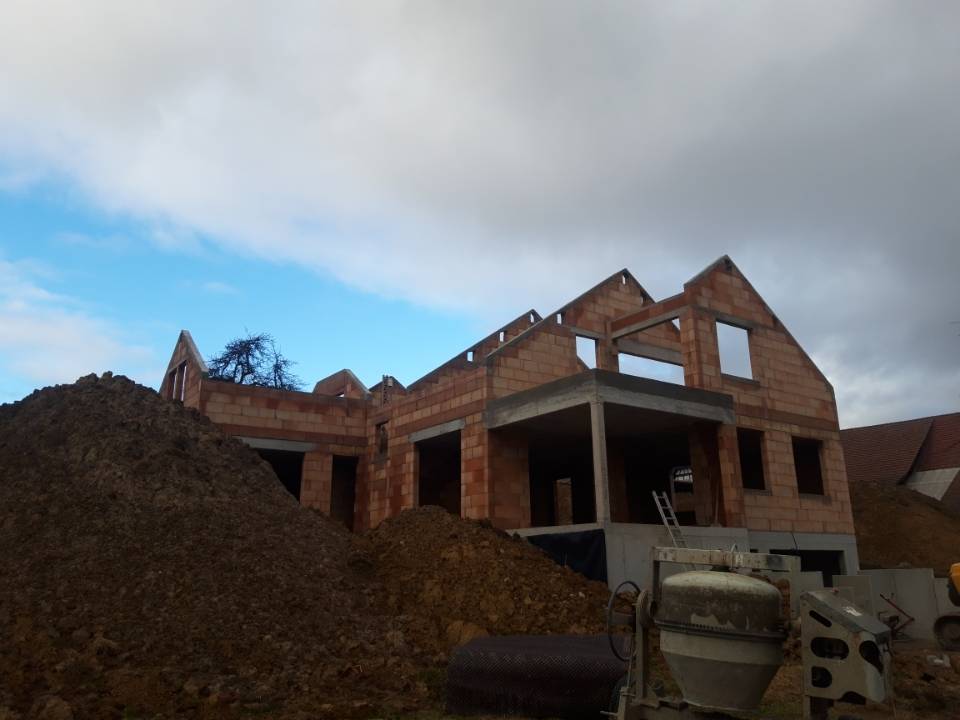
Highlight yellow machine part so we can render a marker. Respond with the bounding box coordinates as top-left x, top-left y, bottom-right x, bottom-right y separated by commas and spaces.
951, 563, 960, 602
